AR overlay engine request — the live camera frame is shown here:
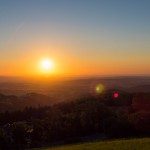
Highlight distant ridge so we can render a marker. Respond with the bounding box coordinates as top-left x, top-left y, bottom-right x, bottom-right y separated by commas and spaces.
128, 84, 150, 92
